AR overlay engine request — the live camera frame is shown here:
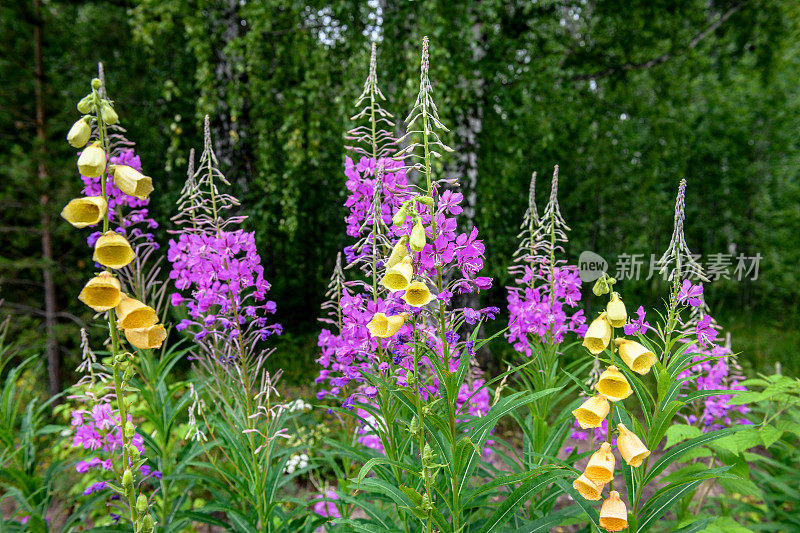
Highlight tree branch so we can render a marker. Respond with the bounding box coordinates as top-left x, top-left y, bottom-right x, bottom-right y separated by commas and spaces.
571, 0, 748, 81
